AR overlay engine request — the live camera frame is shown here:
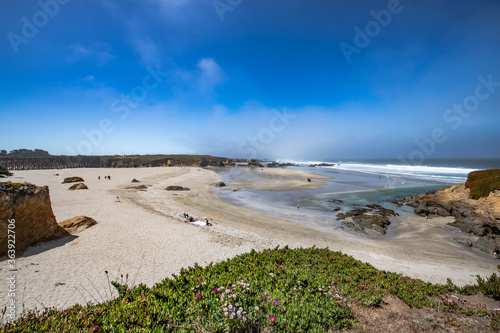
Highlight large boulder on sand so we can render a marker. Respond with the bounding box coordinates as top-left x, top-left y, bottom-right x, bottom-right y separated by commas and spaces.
0, 182, 69, 256
476, 235, 500, 255
68, 183, 88, 190
59, 216, 97, 235
165, 186, 190, 191
62, 177, 84, 183
131, 178, 140, 183
215, 182, 226, 187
